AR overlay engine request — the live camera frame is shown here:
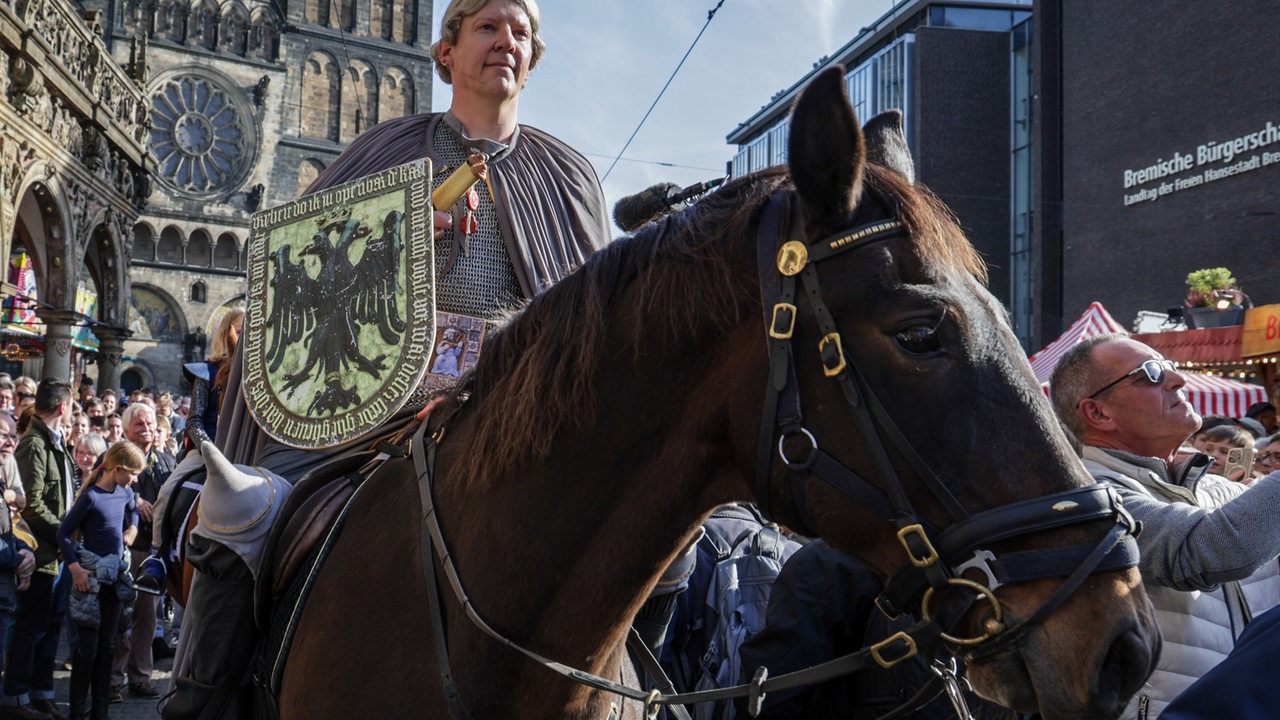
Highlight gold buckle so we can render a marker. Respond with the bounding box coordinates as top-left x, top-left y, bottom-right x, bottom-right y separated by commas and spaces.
818, 333, 846, 377
921, 577, 1006, 646
769, 303, 797, 339
870, 631, 917, 669
897, 524, 939, 568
